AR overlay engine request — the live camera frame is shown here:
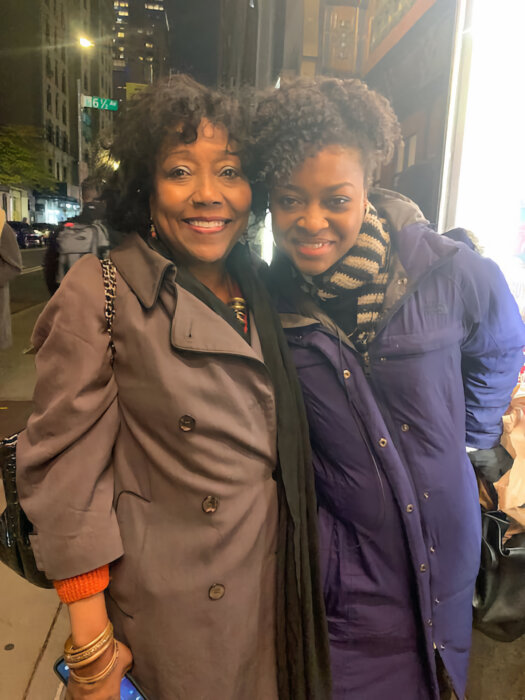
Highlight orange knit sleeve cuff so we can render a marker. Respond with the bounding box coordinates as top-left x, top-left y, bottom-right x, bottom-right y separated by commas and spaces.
53, 564, 110, 604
